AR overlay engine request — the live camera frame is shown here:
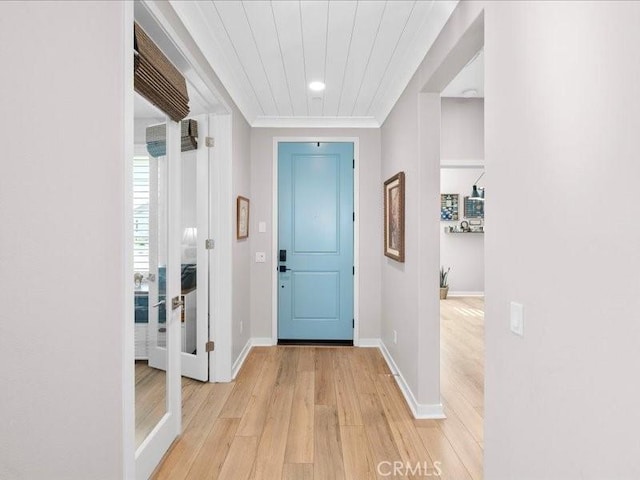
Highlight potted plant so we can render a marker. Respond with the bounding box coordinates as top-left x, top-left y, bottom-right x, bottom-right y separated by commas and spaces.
440, 266, 451, 299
